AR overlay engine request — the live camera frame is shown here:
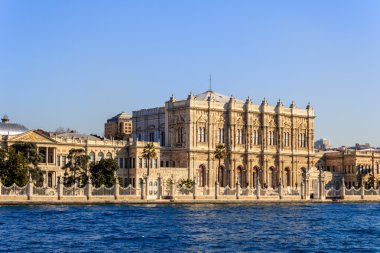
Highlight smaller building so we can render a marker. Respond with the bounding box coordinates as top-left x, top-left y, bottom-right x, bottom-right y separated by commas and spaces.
314, 138, 331, 151
104, 112, 132, 141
